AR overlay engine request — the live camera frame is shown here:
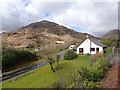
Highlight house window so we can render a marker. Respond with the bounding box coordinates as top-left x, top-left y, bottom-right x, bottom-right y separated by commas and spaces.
96, 48, 99, 53
91, 48, 95, 51
79, 48, 83, 54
